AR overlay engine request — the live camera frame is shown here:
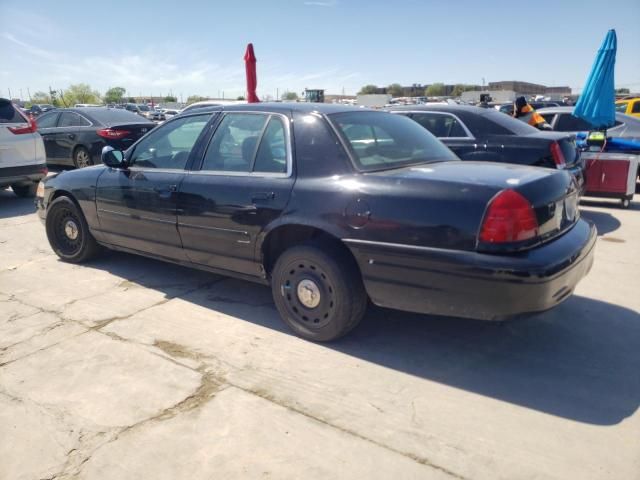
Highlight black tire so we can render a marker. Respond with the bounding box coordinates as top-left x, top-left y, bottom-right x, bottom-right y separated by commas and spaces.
271, 241, 367, 342
11, 183, 37, 198
45, 196, 102, 263
73, 146, 92, 169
